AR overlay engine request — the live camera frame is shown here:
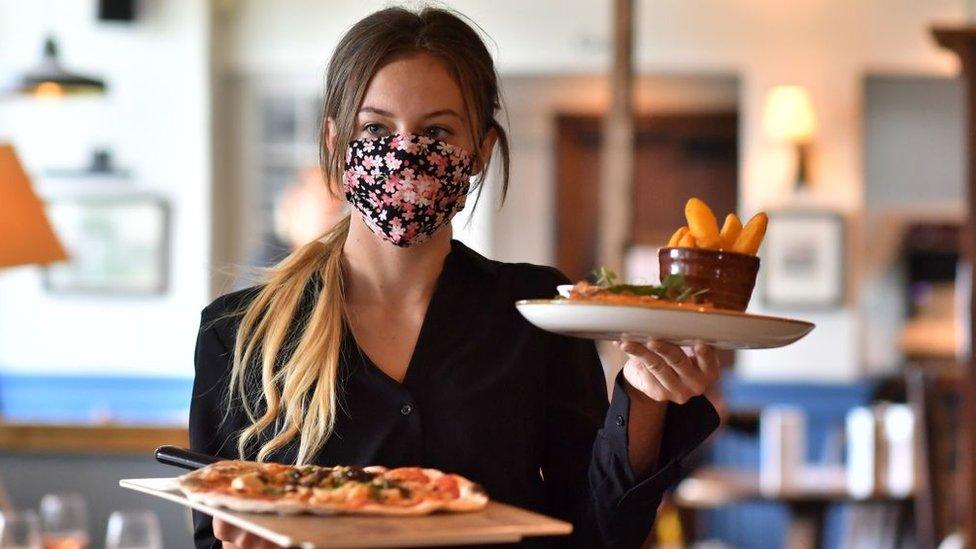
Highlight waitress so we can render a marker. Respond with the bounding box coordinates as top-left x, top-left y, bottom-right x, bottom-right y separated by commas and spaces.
191, 6, 721, 548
